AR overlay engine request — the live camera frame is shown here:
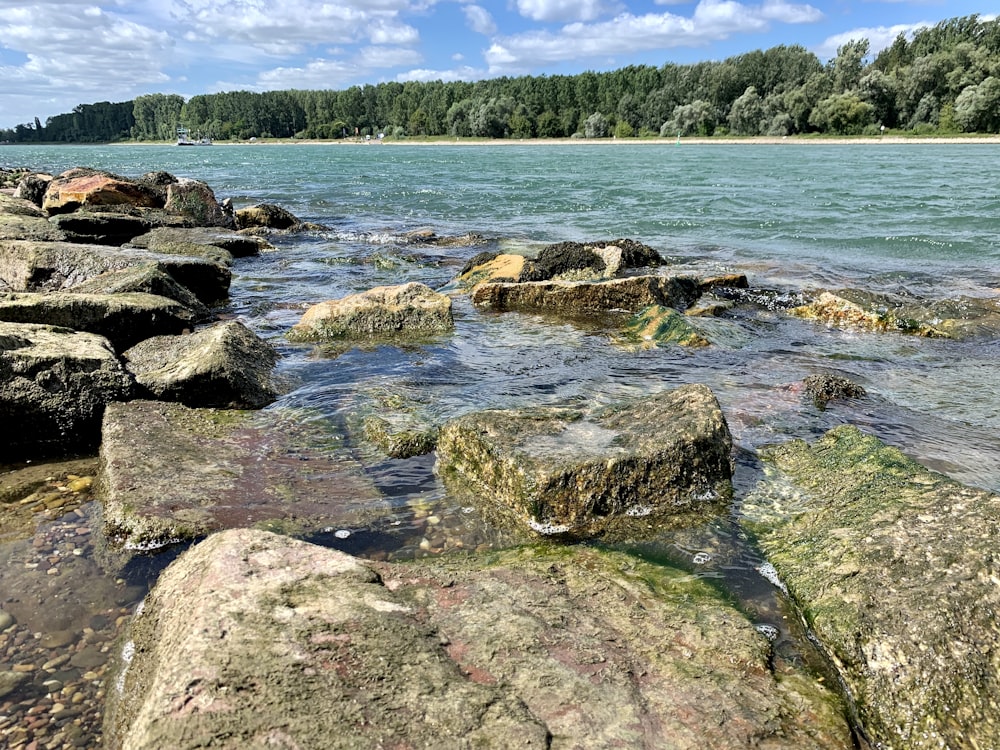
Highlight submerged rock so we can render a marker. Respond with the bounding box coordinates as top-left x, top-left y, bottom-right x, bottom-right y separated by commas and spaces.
97, 401, 384, 554
472, 274, 701, 316
744, 425, 1000, 749
802, 373, 866, 410
436, 384, 733, 539
288, 282, 453, 342
123, 321, 278, 408
0, 291, 197, 352
791, 291, 947, 337
622, 305, 711, 348
105, 529, 852, 750
0, 322, 133, 459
